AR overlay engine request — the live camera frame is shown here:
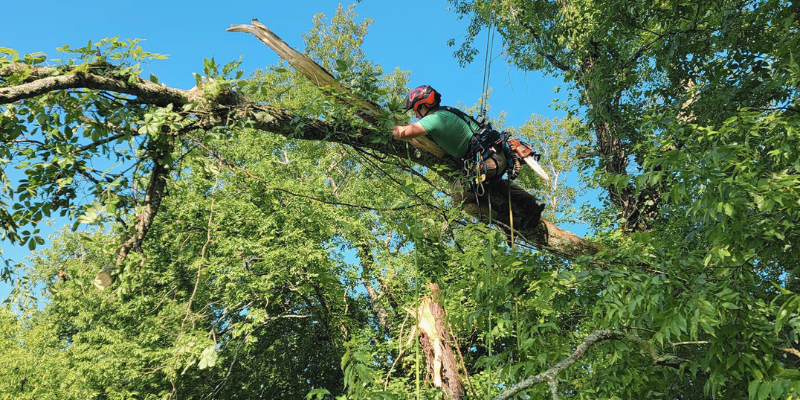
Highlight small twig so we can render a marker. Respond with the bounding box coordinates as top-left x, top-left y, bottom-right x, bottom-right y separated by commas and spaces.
645, 268, 689, 283
181, 174, 219, 332
384, 311, 412, 390
267, 314, 310, 321
448, 322, 477, 399
671, 341, 710, 346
